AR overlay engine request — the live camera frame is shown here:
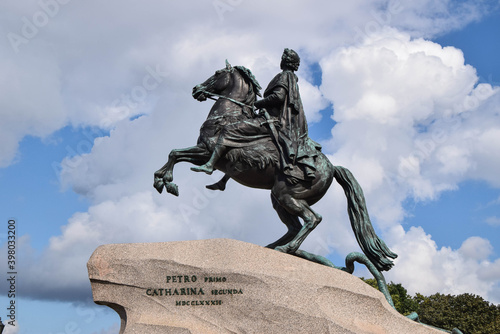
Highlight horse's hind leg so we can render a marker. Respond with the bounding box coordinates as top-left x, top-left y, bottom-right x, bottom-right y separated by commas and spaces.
273, 193, 322, 254
266, 194, 302, 249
